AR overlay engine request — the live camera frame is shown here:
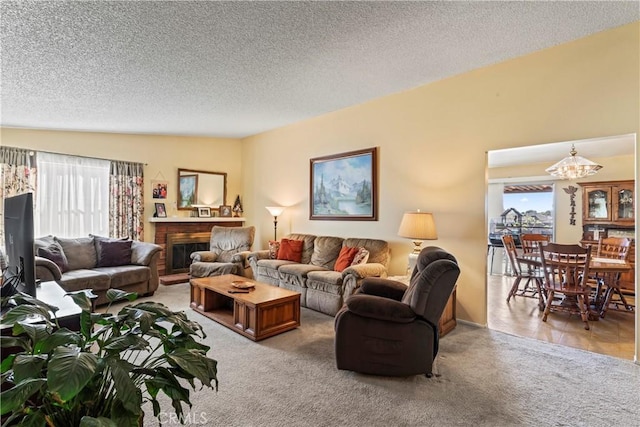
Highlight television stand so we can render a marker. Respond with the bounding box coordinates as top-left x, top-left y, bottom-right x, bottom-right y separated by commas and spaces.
1, 281, 82, 333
